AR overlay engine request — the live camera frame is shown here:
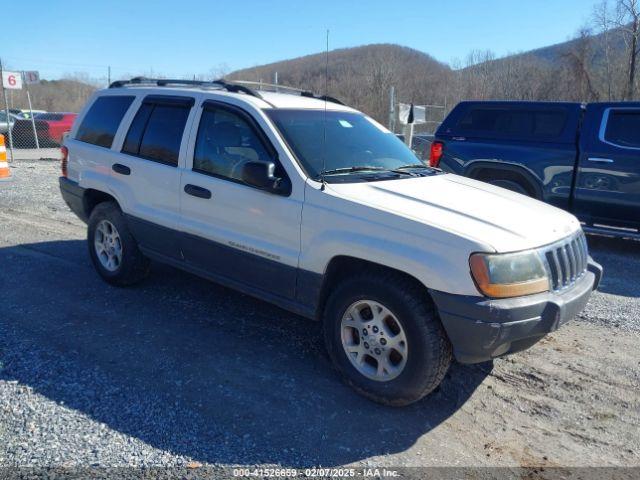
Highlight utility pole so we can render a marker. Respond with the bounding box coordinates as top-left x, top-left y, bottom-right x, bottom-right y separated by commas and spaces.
108, 66, 111, 86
